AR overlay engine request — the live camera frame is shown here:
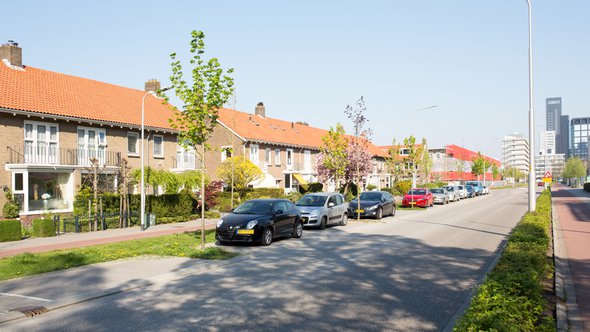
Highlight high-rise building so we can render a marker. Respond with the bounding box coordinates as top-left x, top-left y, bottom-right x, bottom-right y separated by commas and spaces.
502, 134, 530, 174
539, 131, 556, 155
545, 97, 569, 158
535, 154, 565, 180
570, 117, 590, 161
